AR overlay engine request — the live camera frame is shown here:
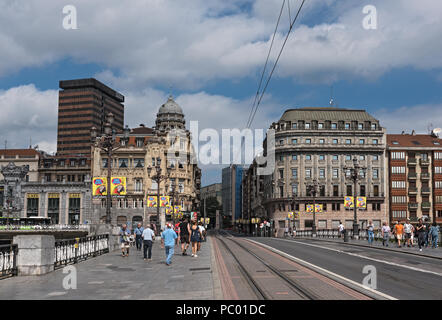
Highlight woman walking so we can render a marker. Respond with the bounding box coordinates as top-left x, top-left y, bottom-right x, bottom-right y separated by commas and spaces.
367, 221, 374, 245
381, 222, 391, 247
190, 220, 202, 257
416, 218, 426, 252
